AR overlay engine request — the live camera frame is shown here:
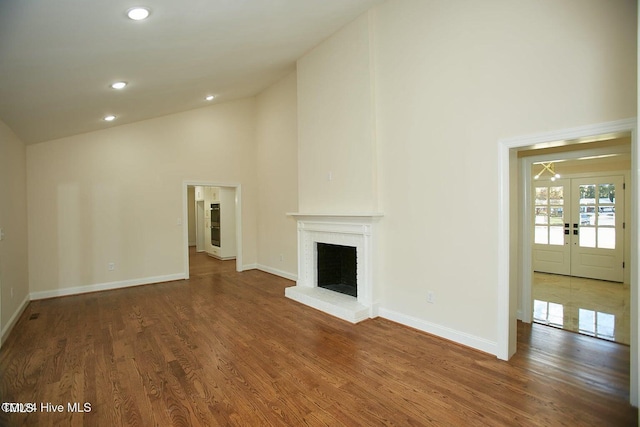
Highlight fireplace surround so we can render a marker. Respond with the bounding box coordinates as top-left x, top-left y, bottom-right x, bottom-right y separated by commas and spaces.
285, 213, 382, 323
